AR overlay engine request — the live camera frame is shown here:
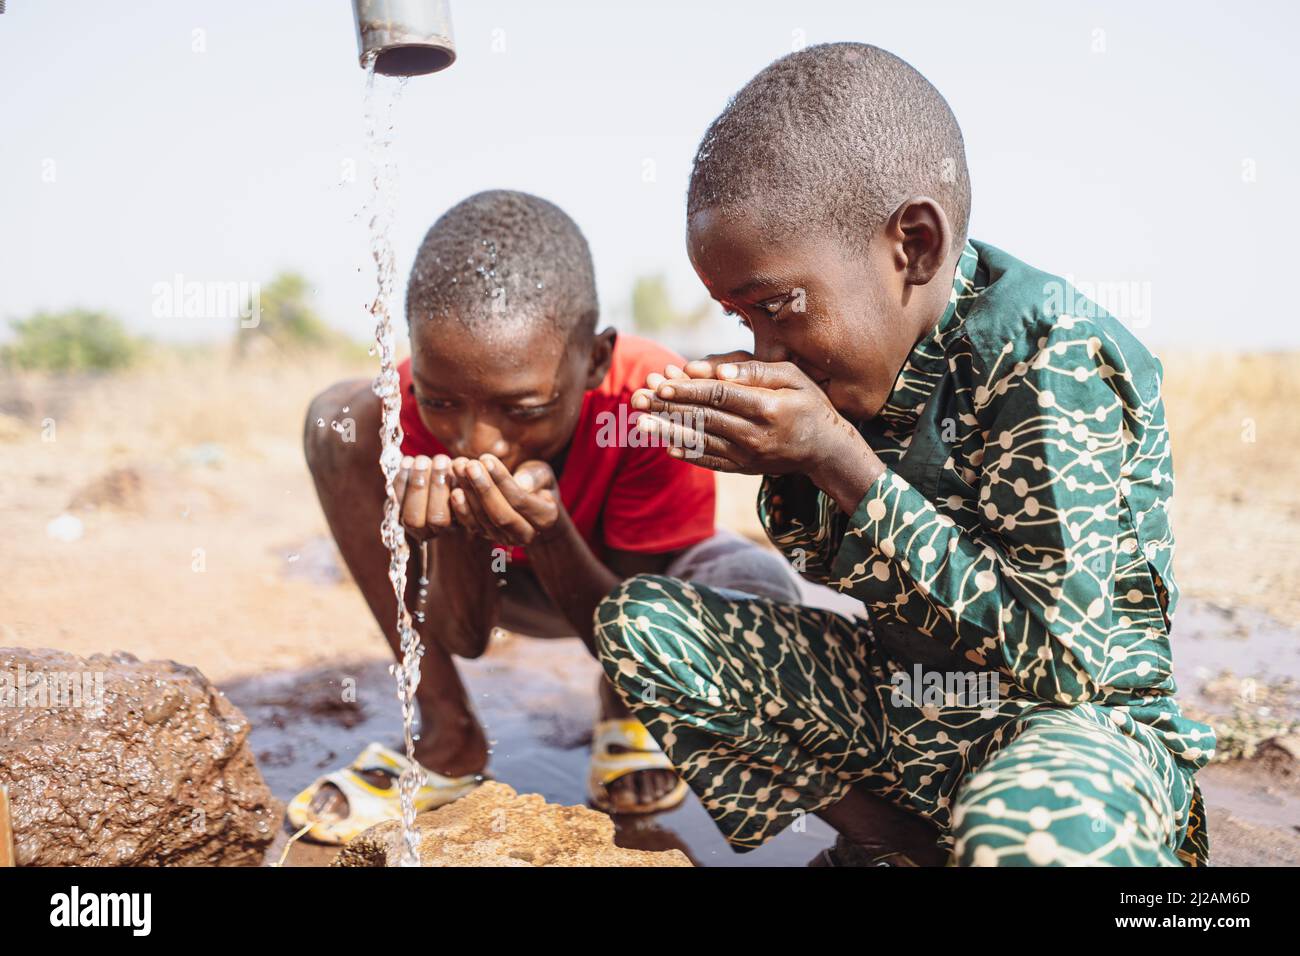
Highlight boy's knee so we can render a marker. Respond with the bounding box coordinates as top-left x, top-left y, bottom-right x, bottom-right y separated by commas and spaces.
595, 573, 696, 672
950, 769, 1054, 866
594, 573, 671, 667
950, 735, 1171, 866
595, 574, 736, 713
952, 788, 1112, 867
